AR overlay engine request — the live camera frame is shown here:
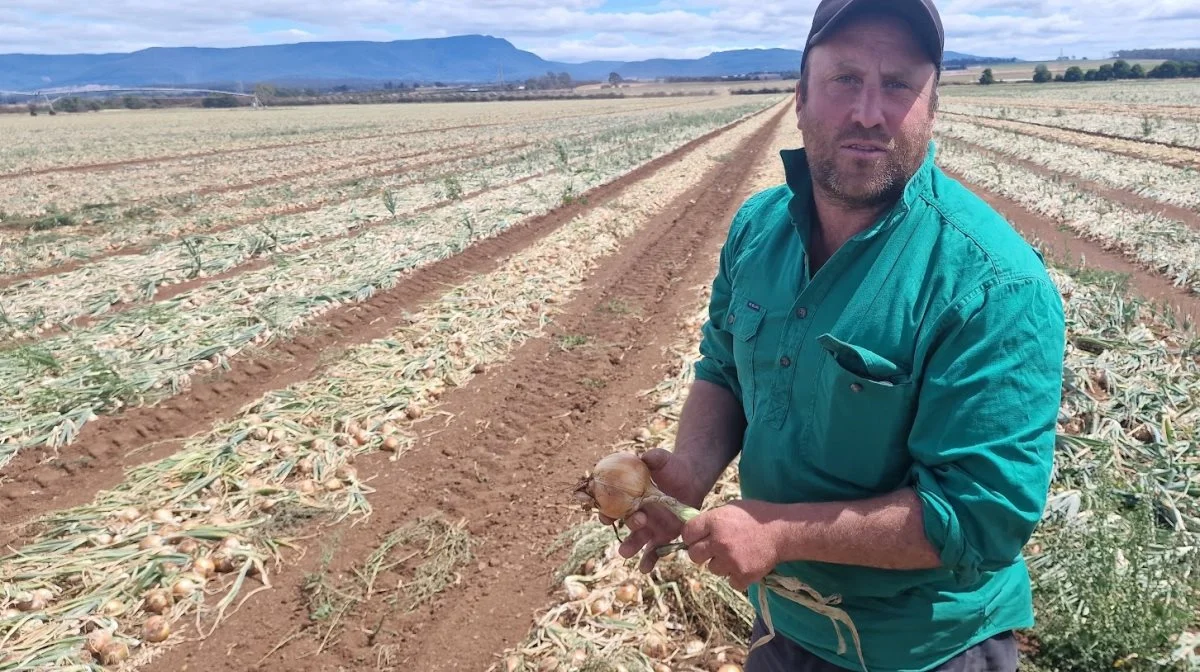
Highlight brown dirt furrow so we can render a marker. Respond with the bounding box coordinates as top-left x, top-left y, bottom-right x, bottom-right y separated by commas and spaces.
0, 103, 780, 549
942, 110, 1200, 156
941, 111, 1200, 171
145, 97, 788, 672
0, 140, 529, 291
946, 169, 1200, 329
943, 136, 1200, 231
